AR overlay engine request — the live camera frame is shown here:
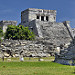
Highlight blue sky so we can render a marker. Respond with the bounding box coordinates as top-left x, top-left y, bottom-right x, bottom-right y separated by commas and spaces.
0, 0, 75, 28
